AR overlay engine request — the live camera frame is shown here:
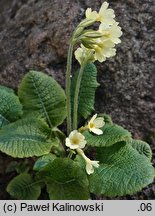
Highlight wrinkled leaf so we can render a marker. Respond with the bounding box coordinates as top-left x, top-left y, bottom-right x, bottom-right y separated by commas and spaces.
0, 115, 10, 128
83, 123, 131, 147
41, 158, 89, 199
71, 63, 99, 120
0, 85, 14, 93
33, 153, 56, 171
128, 139, 152, 160
89, 142, 155, 197
0, 88, 23, 128
7, 173, 41, 200
18, 71, 66, 128
0, 117, 55, 158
